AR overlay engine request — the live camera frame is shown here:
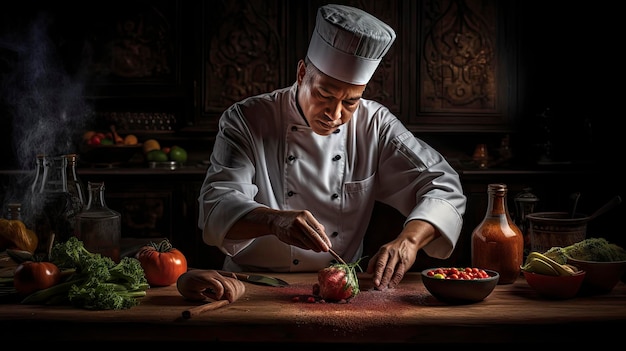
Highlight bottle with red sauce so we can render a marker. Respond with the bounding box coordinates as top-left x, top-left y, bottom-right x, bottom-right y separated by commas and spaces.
471, 183, 524, 284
